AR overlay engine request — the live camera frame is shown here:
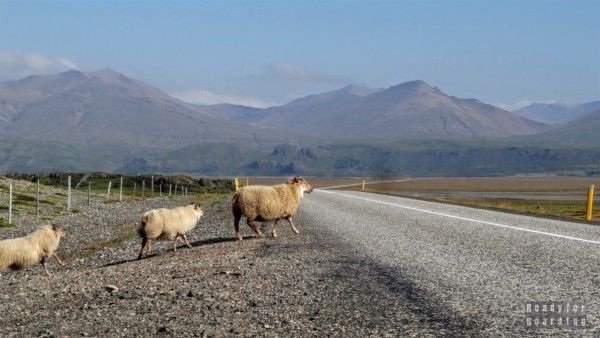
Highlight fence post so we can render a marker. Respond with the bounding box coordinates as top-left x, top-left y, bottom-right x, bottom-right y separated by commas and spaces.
119, 177, 123, 202
169, 183, 172, 196
36, 179, 40, 218
87, 182, 91, 206
8, 183, 12, 224
142, 181, 145, 199
151, 175, 154, 196
133, 182, 137, 198
235, 178, 240, 192
586, 184, 595, 221
246, 177, 249, 186
107, 181, 112, 202
362, 179, 365, 192
175, 185, 177, 196
160, 184, 163, 198
67, 175, 72, 212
